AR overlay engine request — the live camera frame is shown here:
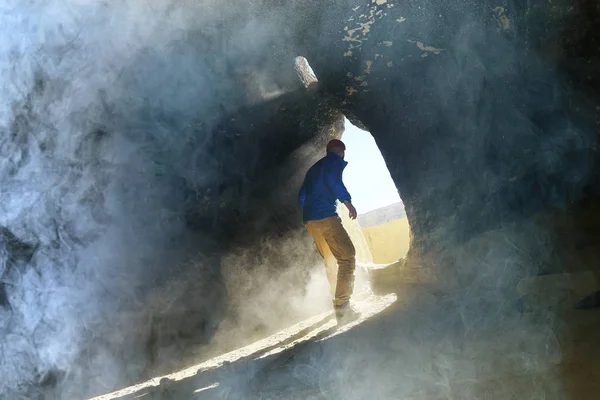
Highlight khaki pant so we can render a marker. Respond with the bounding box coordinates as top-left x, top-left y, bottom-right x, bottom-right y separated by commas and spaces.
305, 216, 356, 308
